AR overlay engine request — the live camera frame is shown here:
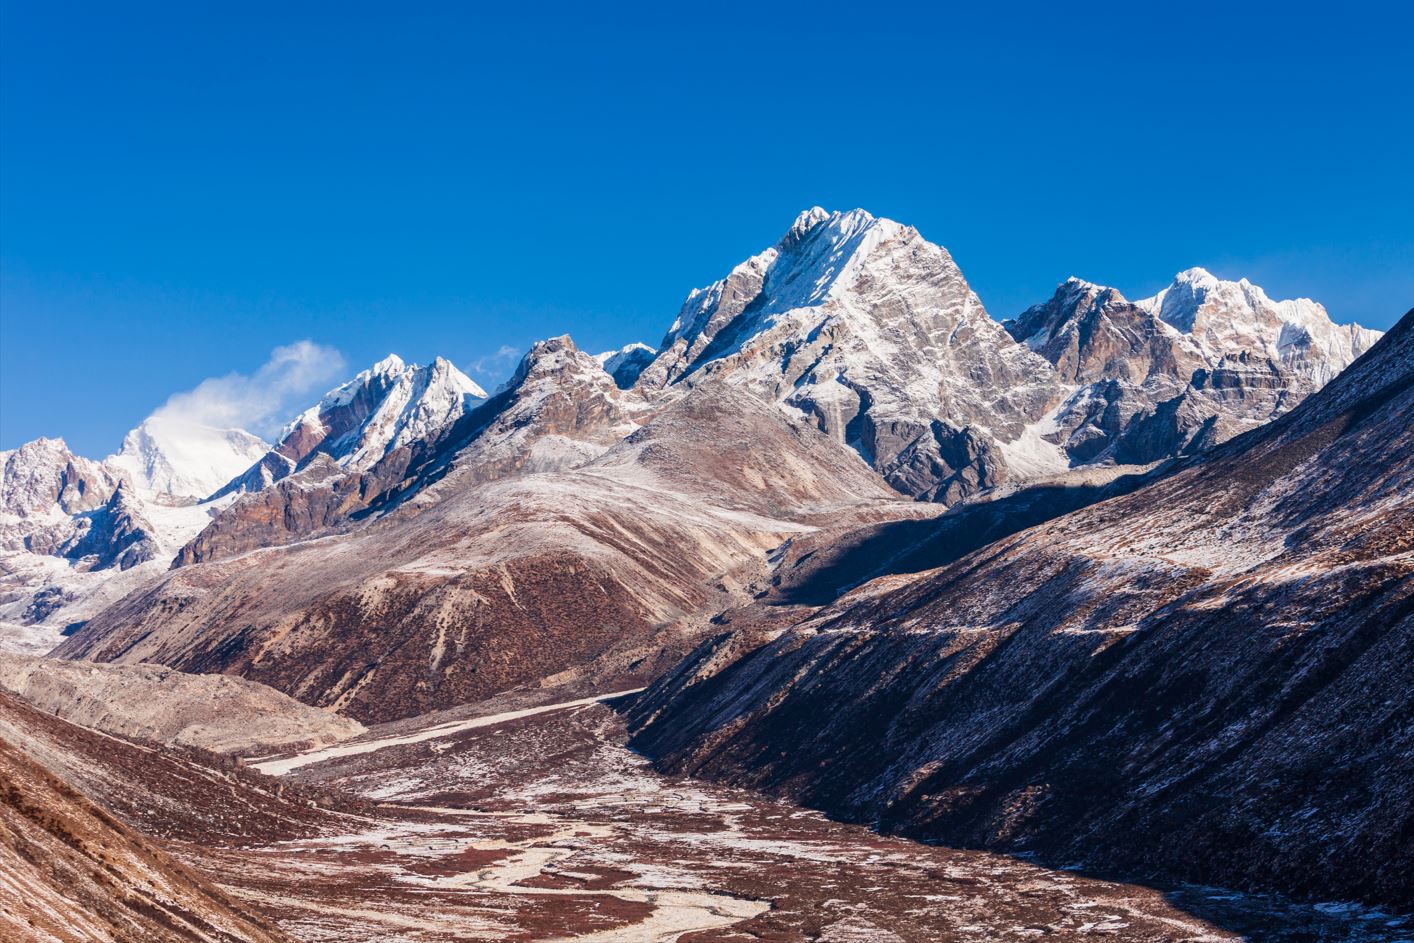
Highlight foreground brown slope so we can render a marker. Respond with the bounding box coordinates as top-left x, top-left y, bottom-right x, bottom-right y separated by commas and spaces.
0, 692, 297, 943
0, 653, 363, 754
60, 387, 917, 723
629, 308, 1414, 906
